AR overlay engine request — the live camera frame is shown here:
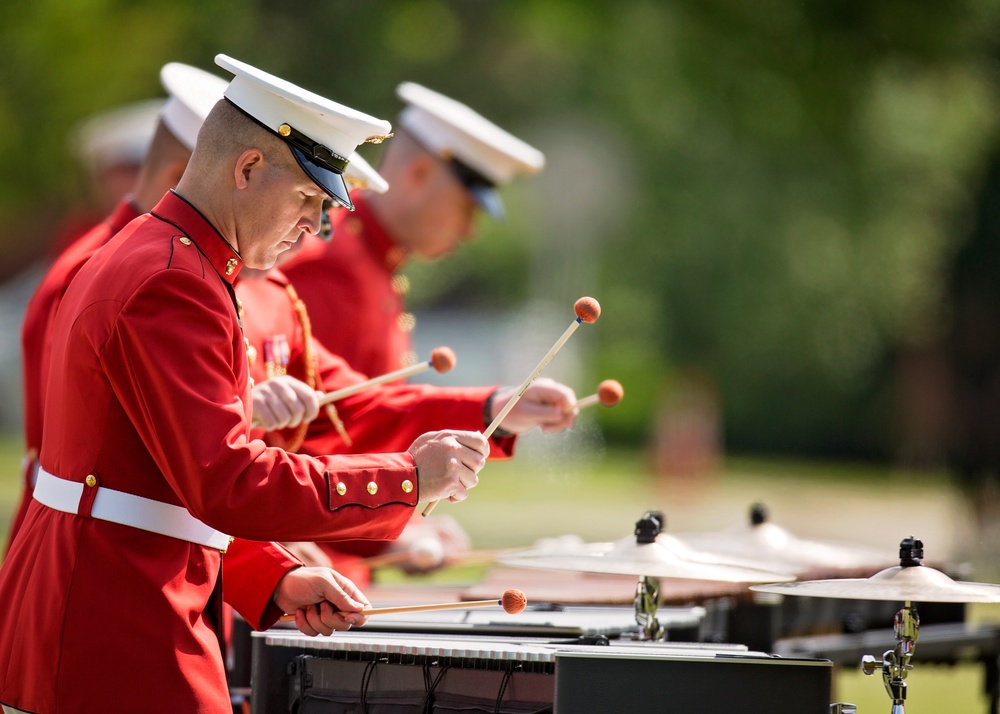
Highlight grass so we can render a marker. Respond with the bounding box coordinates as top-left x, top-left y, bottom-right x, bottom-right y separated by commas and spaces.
0, 430, 991, 711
